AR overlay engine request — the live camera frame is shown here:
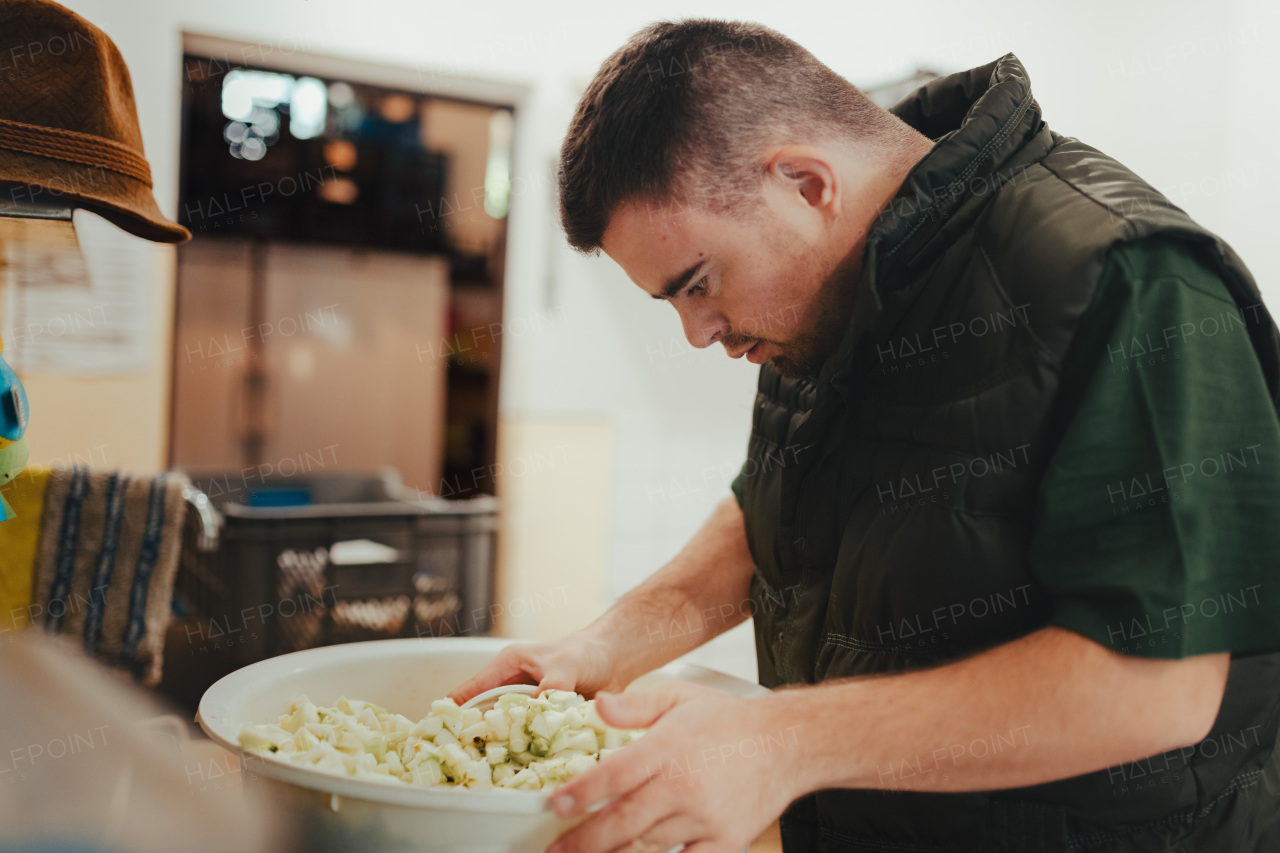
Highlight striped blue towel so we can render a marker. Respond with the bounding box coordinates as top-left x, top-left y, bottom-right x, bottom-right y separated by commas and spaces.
34, 468, 189, 685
